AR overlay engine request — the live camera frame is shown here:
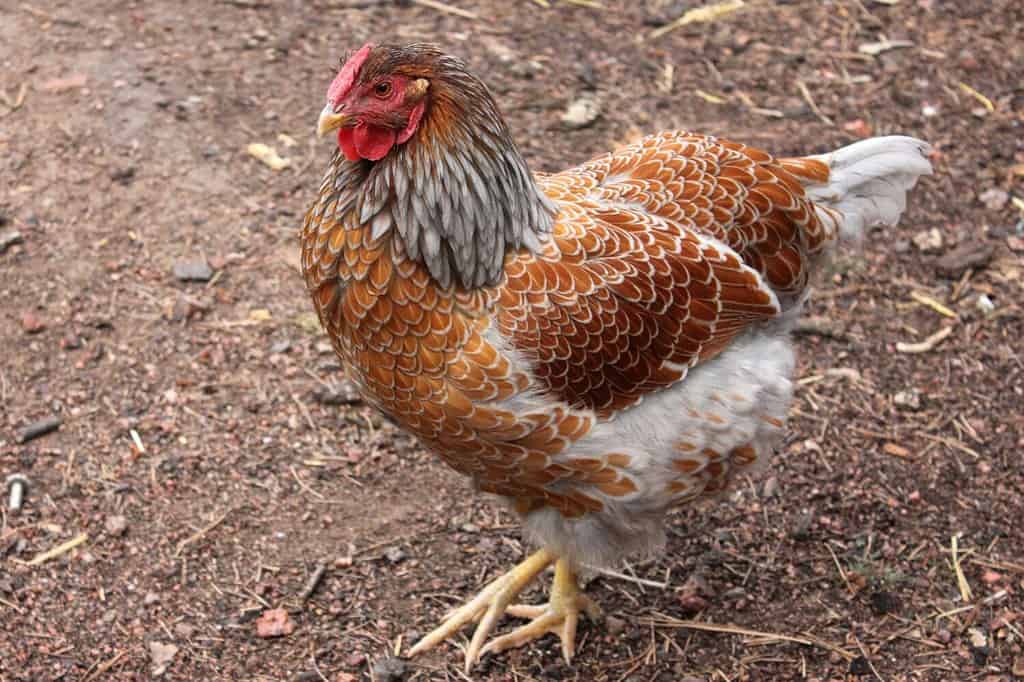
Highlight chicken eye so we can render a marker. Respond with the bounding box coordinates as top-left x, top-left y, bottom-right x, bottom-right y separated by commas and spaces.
374, 81, 393, 98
